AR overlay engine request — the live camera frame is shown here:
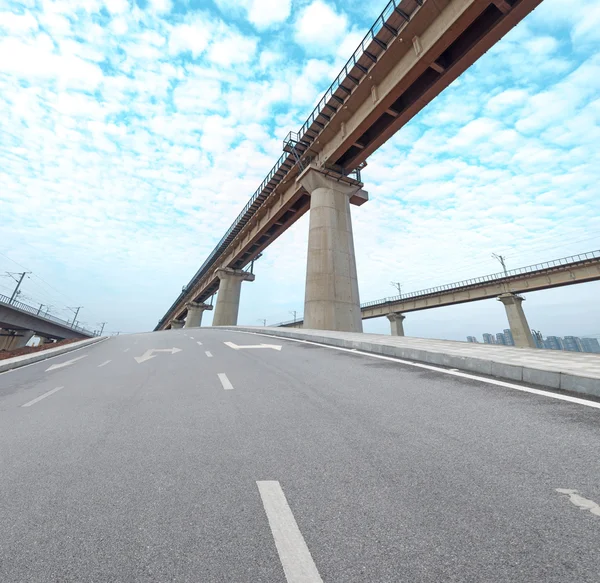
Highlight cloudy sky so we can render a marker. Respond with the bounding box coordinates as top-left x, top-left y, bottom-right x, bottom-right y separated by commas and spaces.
1, 0, 599, 340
